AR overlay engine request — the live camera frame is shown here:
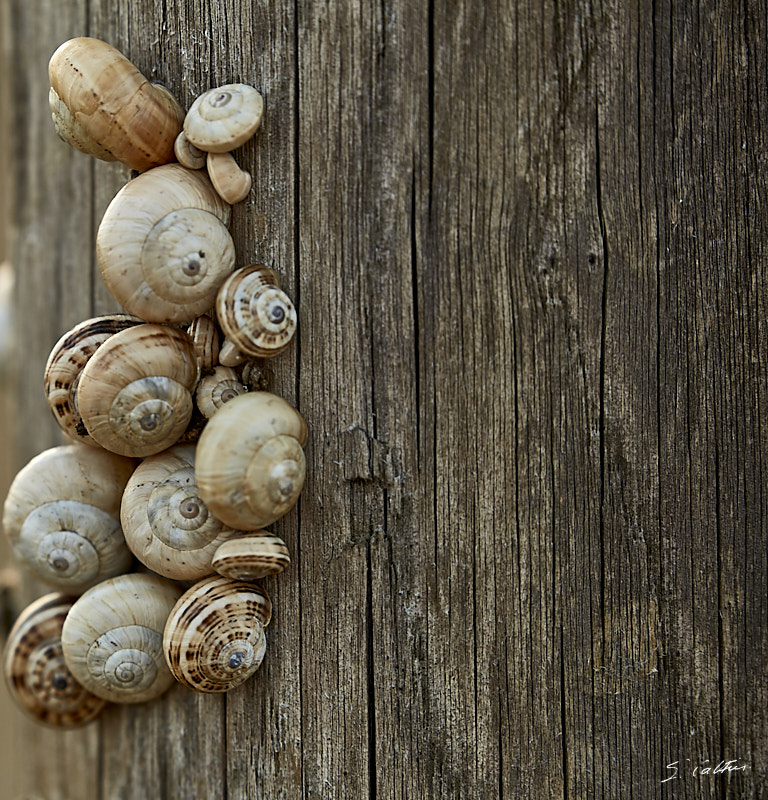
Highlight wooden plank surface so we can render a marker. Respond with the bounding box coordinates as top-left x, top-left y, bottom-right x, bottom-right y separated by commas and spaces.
2, 1, 766, 798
